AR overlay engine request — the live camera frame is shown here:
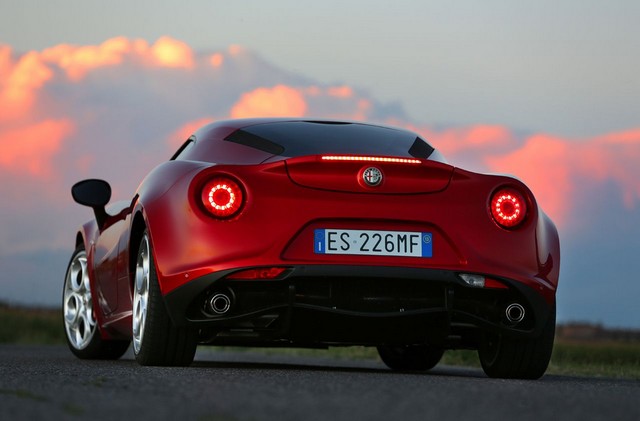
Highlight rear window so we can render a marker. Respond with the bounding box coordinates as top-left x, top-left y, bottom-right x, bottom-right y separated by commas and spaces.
224, 121, 436, 159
